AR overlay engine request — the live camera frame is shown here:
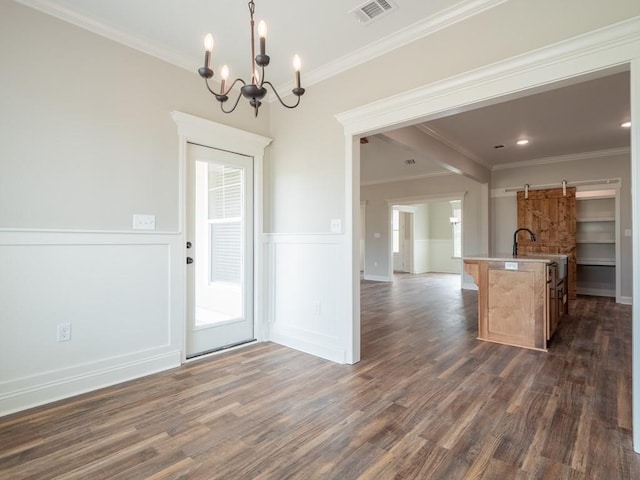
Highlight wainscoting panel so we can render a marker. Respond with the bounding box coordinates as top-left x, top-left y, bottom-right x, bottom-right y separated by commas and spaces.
429, 239, 461, 274
413, 239, 430, 274
264, 234, 347, 363
0, 230, 183, 416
